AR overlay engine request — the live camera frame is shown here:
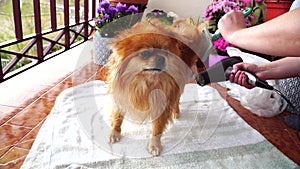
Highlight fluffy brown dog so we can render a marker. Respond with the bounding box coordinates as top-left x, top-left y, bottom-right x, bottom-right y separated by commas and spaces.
102, 18, 205, 156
